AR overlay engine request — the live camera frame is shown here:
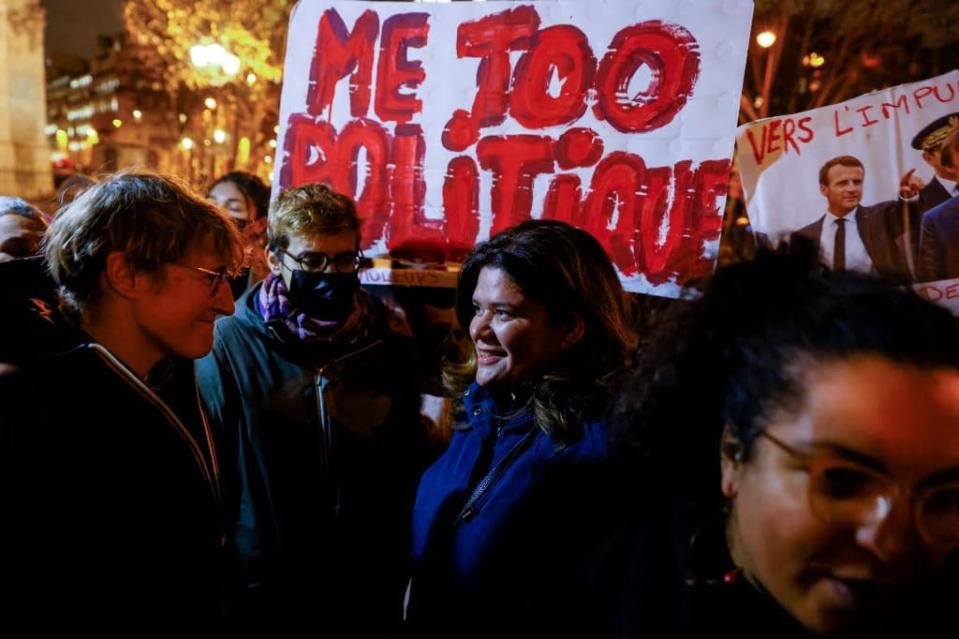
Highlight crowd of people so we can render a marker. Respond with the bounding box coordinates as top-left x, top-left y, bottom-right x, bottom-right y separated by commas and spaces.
1, 167, 958, 637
